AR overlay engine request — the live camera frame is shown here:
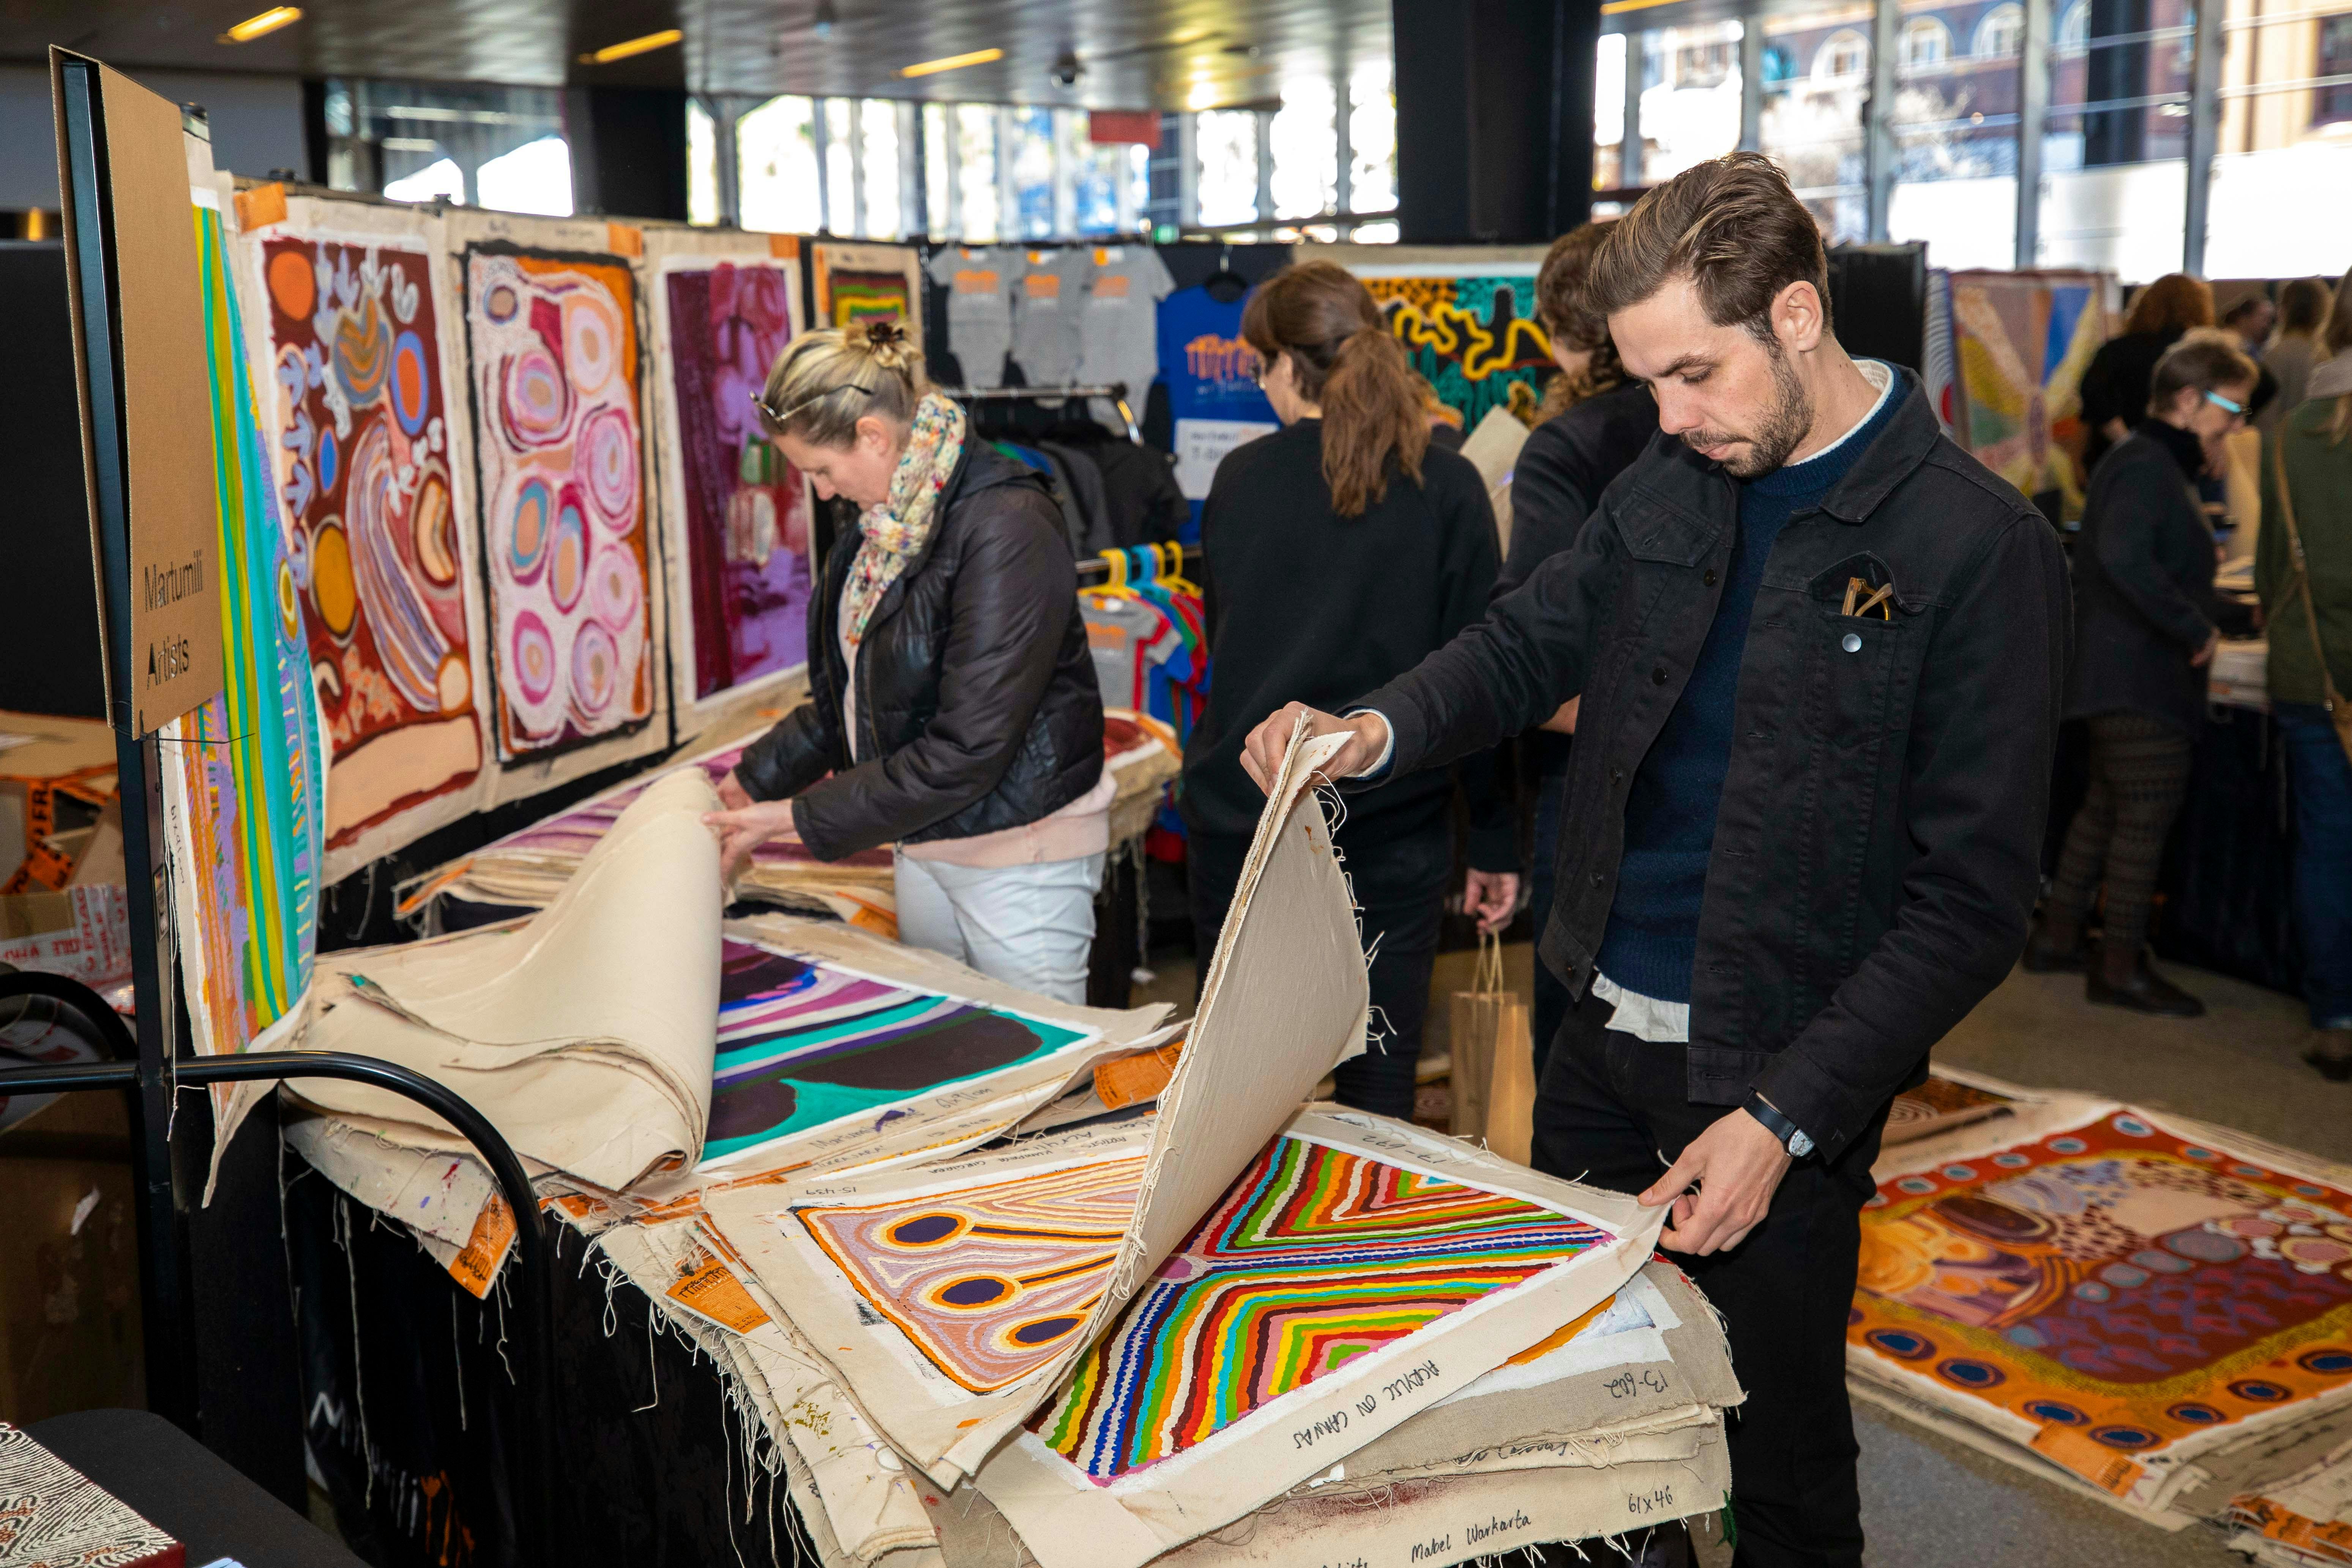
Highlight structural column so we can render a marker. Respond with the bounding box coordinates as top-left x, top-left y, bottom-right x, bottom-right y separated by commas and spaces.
1865, 0, 1902, 241
2015, 0, 2052, 266
1393, 0, 1603, 242
2183, 0, 2224, 273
